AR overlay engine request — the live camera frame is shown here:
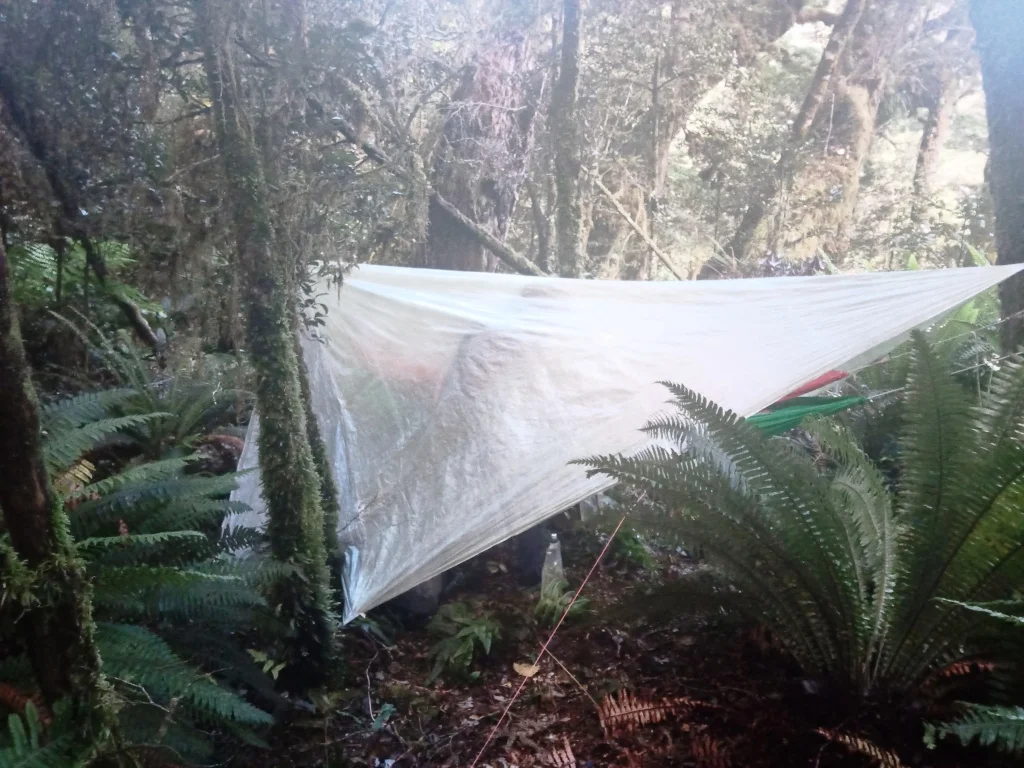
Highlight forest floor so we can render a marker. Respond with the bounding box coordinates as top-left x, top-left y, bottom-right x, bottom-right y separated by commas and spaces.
246, 526, 1013, 768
